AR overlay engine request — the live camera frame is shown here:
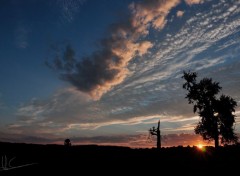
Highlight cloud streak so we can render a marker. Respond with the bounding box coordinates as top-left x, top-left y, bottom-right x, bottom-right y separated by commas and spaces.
7, 87, 197, 136
47, 0, 183, 99
0, 131, 214, 148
